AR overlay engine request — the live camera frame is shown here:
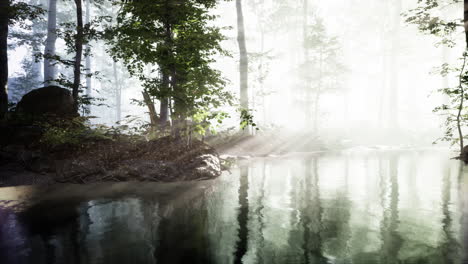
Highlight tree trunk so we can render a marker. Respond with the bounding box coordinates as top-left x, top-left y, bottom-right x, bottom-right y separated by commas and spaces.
460, 0, 468, 153
31, 0, 43, 86
465, 0, 468, 47
379, 17, 387, 129
388, 0, 402, 130
313, 49, 323, 134
236, 0, 248, 110
85, 0, 92, 110
457, 55, 467, 154
142, 90, 158, 130
260, 30, 267, 125
72, 0, 84, 109
0, 0, 8, 118
303, 0, 311, 128
313, 92, 321, 134
159, 73, 169, 129
112, 61, 121, 122
44, 0, 57, 86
